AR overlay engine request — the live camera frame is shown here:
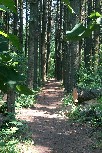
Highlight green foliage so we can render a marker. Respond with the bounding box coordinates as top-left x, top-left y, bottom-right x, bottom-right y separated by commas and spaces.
61, 0, 75, 14
0, 32, 21, 51
78, 59, 102, 89
0, 1, 33, 96
47, 41, 55, 78
0, 52, 33, 95
63, 95, 102, 127
62, 94, 73, 106
16, 91, 37, 108
65, 12, 102, 41
0, 101, 7, 114
65, 23, 86, 41
16, 85, 34, 95
0, 113, 32, 153
89, 12, 101, 19
0, 5, 10, 12
0, 0, 17, 13
8, 34, 22, 51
